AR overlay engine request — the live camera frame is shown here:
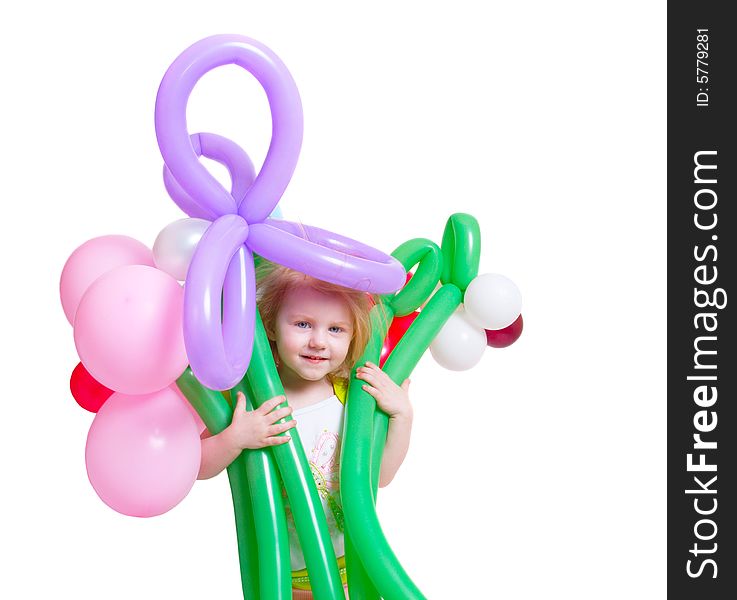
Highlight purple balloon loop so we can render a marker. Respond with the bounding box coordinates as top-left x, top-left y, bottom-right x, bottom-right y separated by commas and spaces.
248, 220, 407, 294
163, 132, 256, 220
155, 35, 302, 220
158, 35, 407, 389
183, 214, 255, 390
